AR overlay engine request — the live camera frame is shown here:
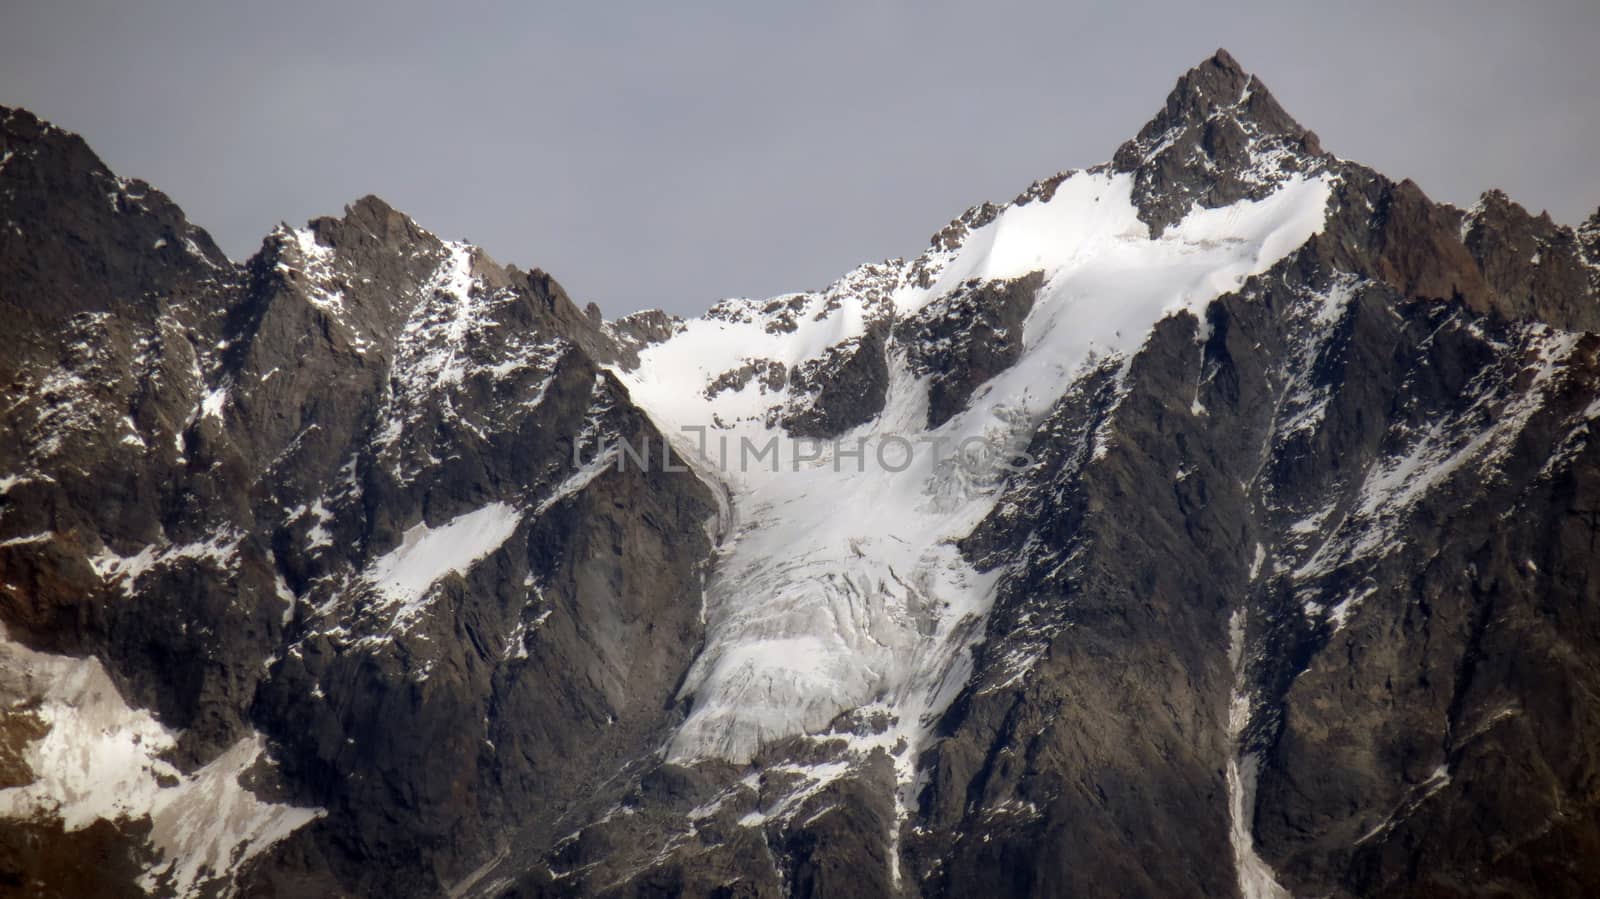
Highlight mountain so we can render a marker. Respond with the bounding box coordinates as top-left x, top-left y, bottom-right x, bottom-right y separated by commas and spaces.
2, 49, 1600, 898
